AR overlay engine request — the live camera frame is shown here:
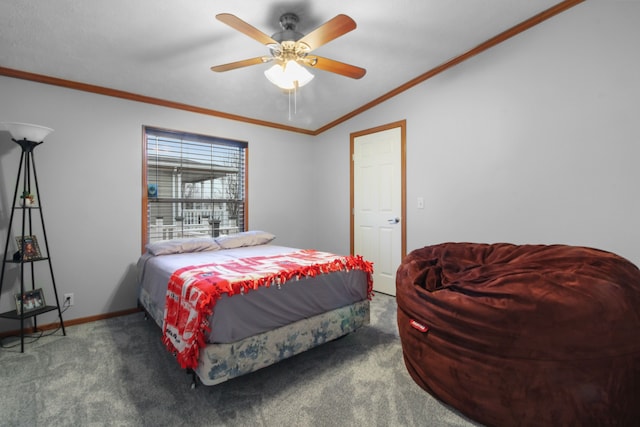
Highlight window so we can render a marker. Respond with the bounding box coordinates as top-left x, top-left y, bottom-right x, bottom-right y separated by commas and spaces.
142, 127, 248, 248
